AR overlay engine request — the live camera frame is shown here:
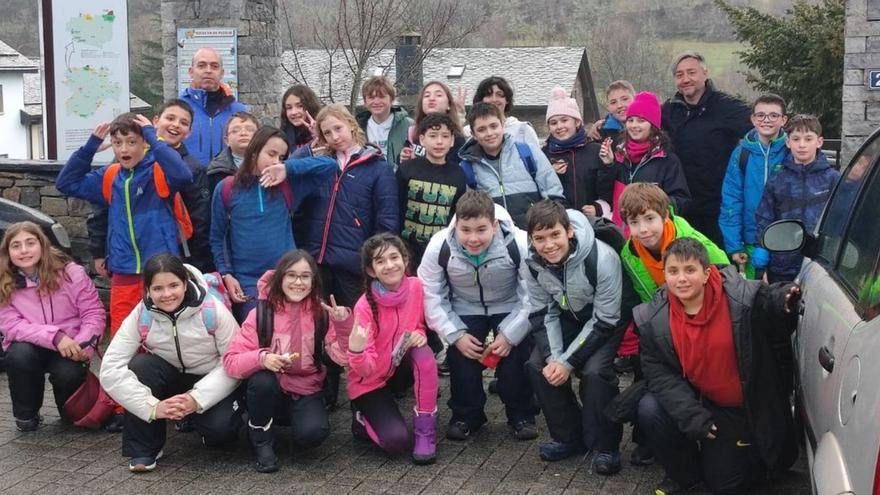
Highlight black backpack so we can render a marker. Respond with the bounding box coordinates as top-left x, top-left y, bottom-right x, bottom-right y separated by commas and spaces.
256, 300, 328, 371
